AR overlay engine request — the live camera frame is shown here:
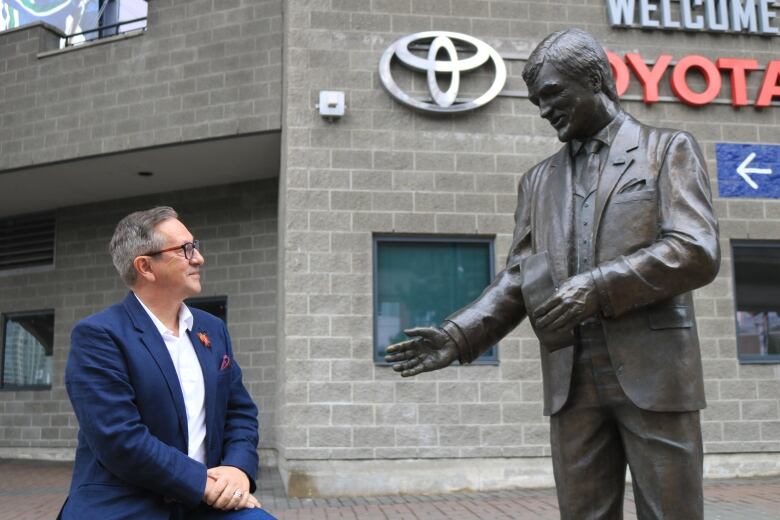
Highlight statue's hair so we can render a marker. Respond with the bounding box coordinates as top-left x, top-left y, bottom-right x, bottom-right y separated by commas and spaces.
522, 28, 618, 101
109, 206, 178, 287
